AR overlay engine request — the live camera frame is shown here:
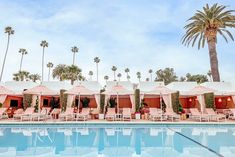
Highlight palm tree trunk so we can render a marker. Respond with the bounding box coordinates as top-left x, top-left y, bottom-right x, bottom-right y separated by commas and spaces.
150, 74, 152, 82
19, 54, 24, 71
73, 52, 75, 65
41, 47, 45, 83
48, 67, 51, 81
207, 38, 220, 81
114, 71, 116, 81
96, 63, 99, 81
0, 34, 10, 81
